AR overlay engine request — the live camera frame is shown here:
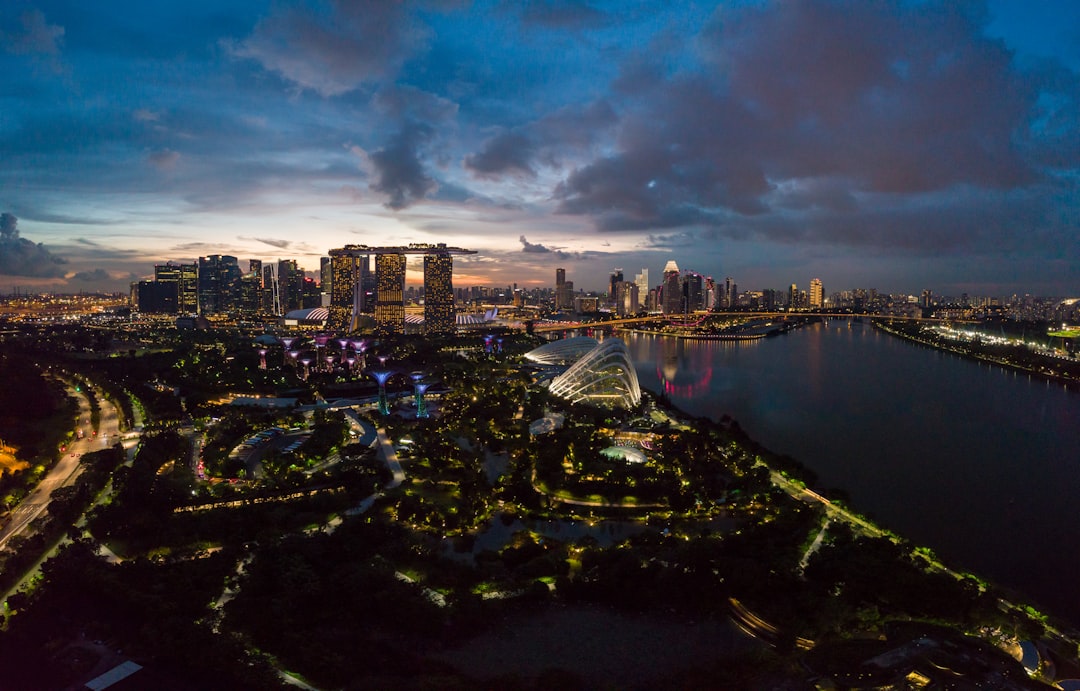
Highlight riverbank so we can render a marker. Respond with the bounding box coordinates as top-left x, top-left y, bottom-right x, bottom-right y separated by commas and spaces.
872, 320, 1080, 390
